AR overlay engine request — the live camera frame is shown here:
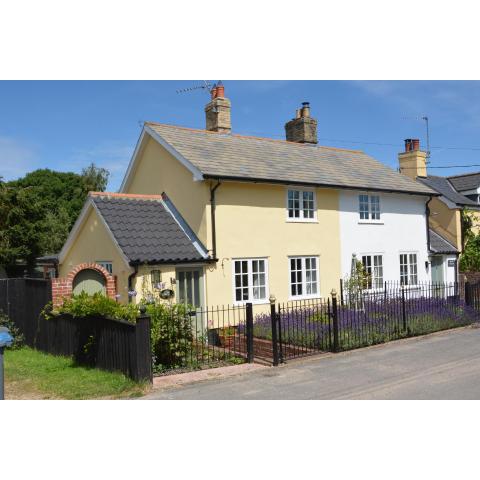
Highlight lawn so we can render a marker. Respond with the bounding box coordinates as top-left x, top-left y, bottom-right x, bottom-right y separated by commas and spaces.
4, 347, 148, 399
